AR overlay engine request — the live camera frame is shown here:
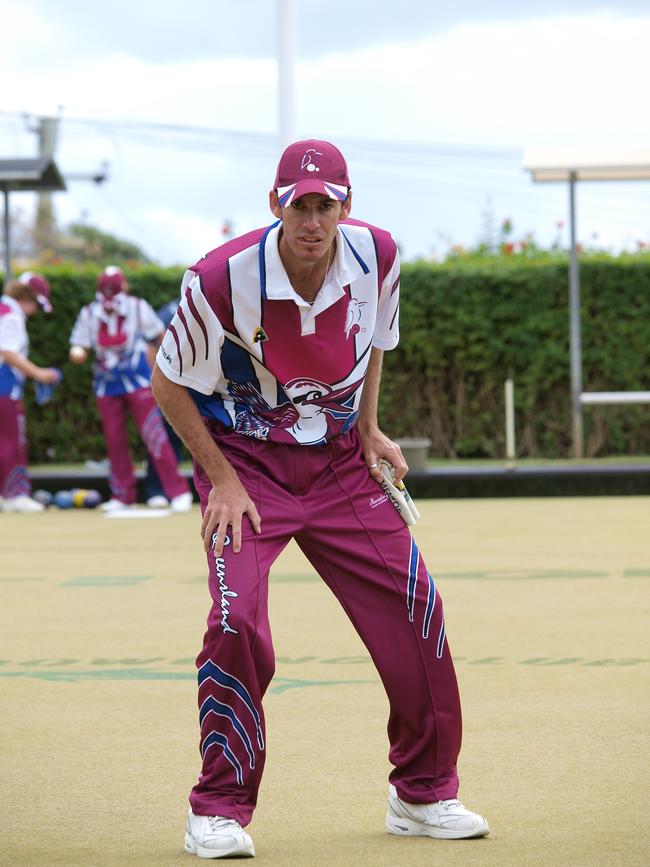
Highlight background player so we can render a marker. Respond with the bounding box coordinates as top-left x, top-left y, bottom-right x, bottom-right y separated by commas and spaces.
152, 139, 489, 858
0, 272, 61, 513
69, 266, 192, 512
143, 298, 186, 508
